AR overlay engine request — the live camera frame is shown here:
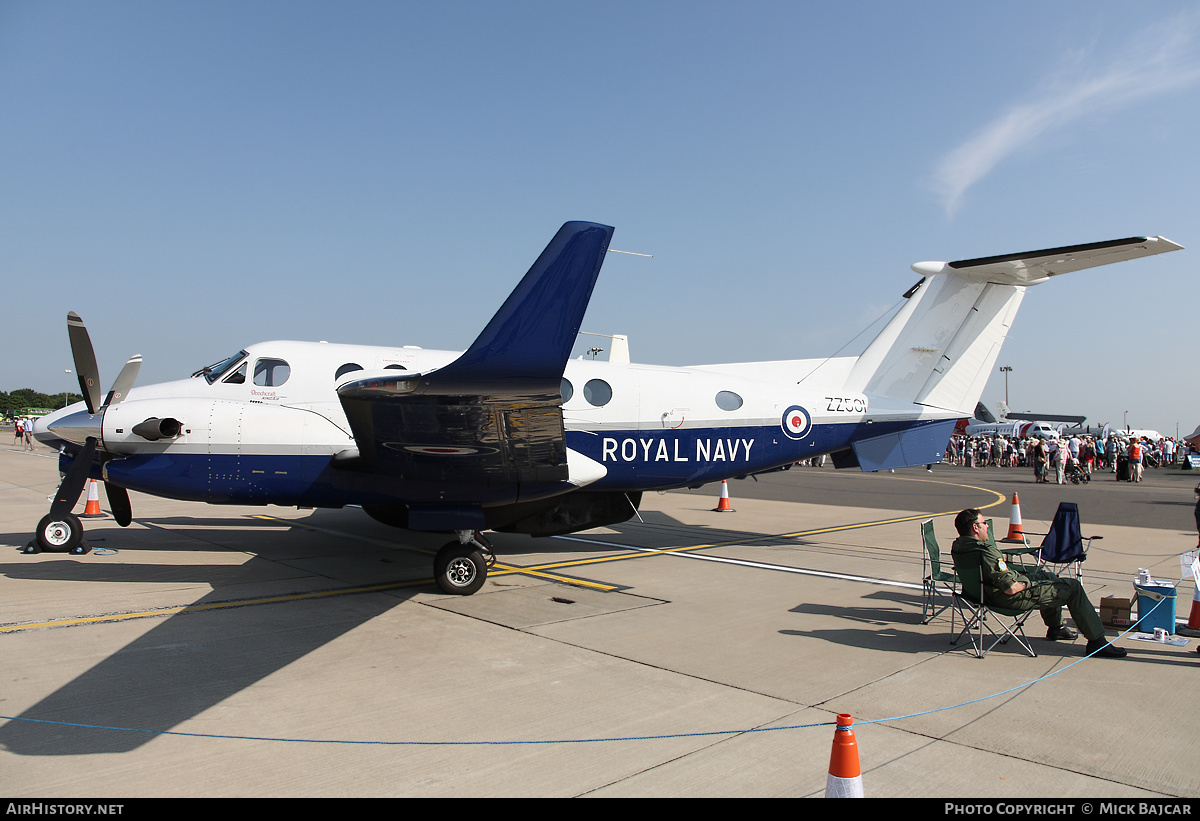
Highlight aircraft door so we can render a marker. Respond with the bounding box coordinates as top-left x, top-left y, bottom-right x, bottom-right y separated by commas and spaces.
634, 368, 697, 484
206, 400, 245, 502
